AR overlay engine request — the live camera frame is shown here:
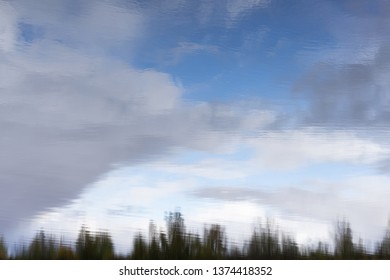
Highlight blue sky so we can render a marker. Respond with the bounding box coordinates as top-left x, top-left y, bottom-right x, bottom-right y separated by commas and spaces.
1, 0, 390, 252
